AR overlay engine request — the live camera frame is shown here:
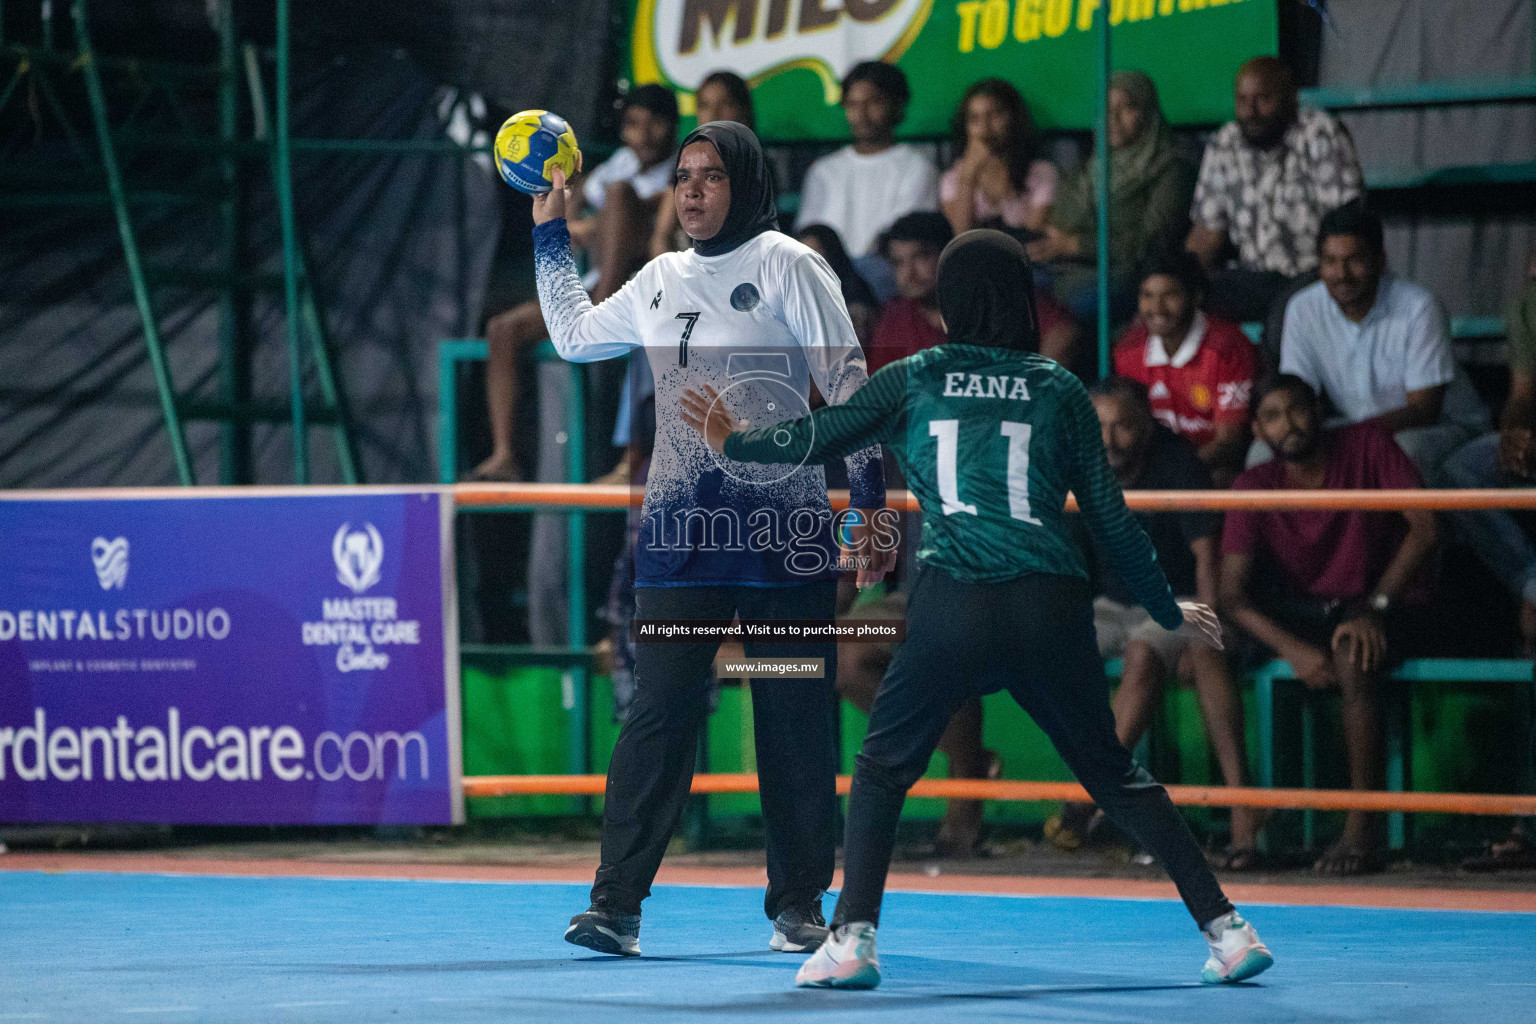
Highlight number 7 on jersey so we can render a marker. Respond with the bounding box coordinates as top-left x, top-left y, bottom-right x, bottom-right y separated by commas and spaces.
929, 419, 1043, 525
